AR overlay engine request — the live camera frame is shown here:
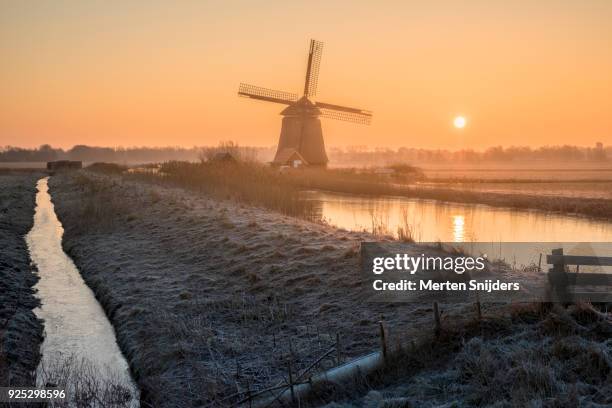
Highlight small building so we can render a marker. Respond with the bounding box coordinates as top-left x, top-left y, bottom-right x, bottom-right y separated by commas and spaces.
210, 152, 238, 163
272, 148, 308, 168
46, 160, 82, 172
